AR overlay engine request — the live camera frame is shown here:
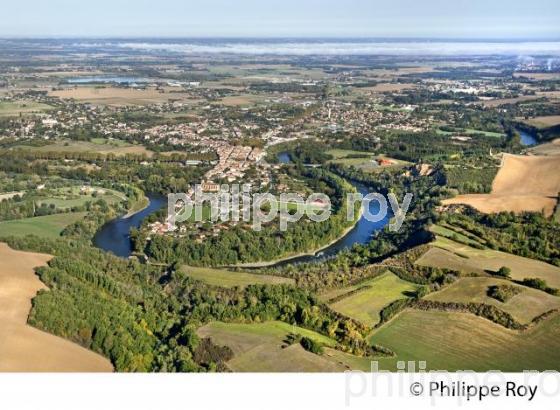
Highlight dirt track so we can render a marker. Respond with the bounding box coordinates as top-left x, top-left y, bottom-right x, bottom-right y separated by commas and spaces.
0, 243, 113, 372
